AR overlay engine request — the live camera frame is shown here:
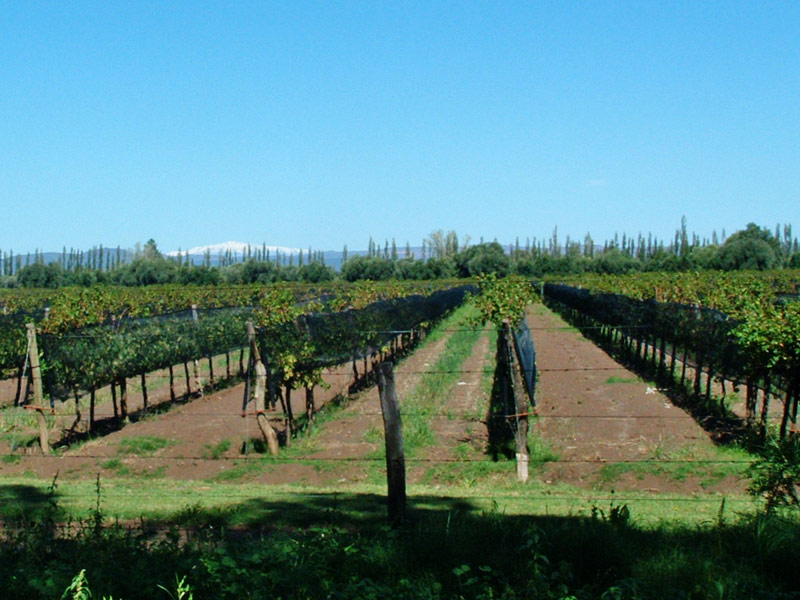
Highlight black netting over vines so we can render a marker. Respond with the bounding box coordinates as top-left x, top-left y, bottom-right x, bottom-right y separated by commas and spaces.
36, 285, 474, 402
42, 307, 253, 401
543, 283, 752, 380
512, 319, 536, 405
258, 285, 476, 372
